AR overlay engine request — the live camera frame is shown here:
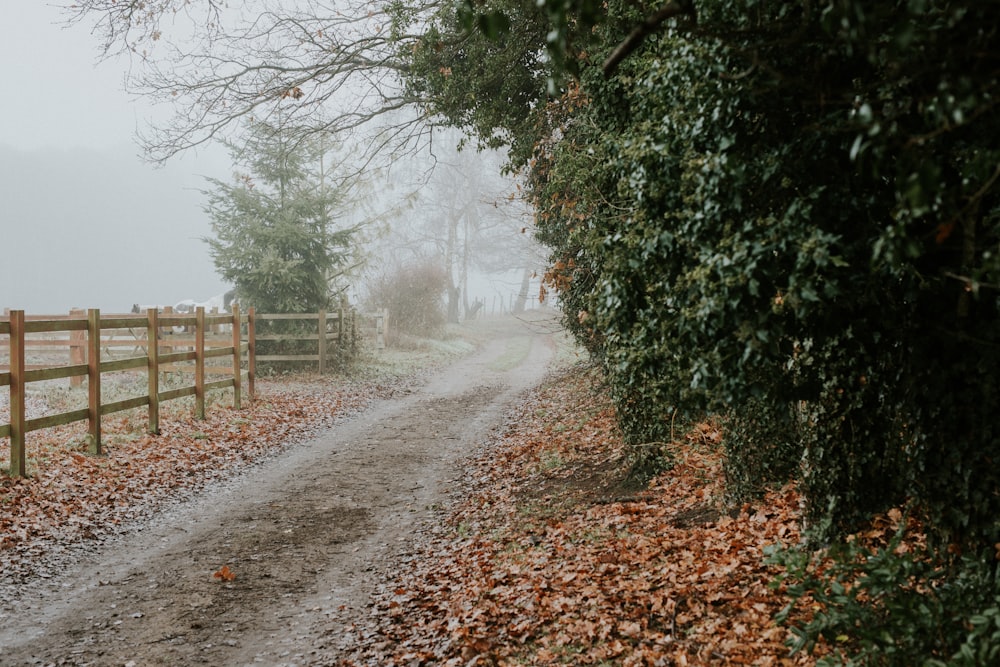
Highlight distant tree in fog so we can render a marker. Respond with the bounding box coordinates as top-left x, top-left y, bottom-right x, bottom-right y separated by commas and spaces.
363, 142, 540, 323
